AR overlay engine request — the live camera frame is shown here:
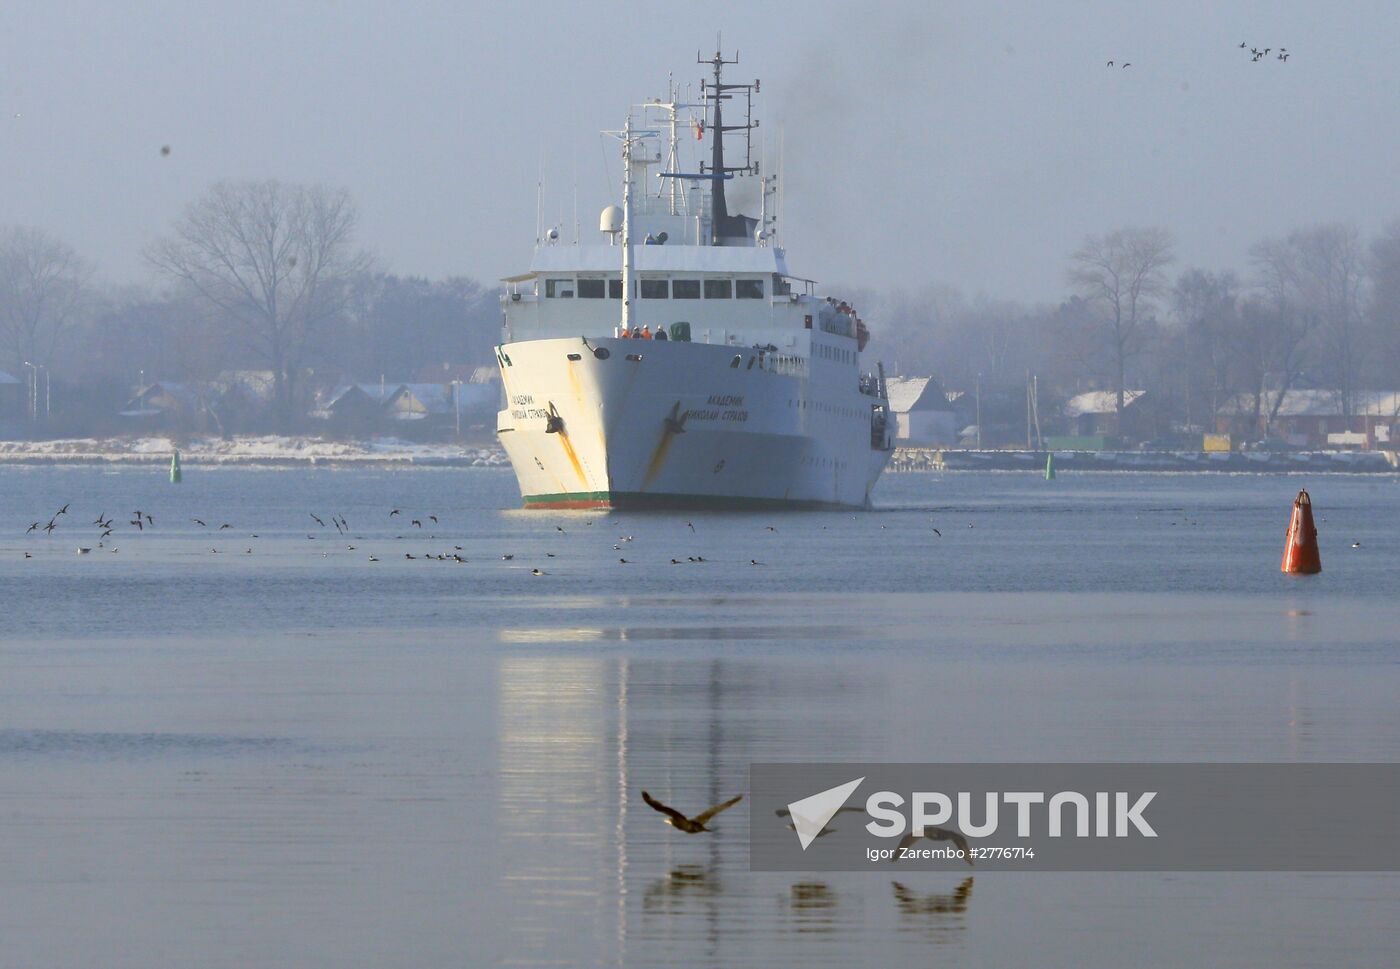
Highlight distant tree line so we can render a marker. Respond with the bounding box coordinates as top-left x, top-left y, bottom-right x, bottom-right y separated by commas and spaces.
863, 222, 1400, 442
4, 177, 1400, 440
1, 180, 499, 432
